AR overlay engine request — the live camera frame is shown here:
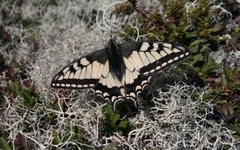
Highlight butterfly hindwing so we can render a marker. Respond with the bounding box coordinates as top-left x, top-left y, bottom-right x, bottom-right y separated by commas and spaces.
94, 73, 150, 111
